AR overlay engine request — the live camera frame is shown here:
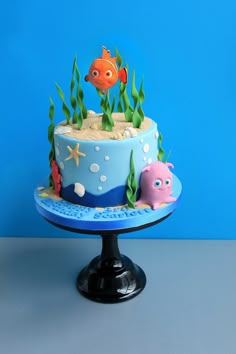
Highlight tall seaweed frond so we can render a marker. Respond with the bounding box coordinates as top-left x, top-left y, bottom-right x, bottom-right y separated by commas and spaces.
131, 70, 141, 128
115, 48, 123, 69
116, 48, 125, 113
48, 96, 55, 188
157, 132, 165, 161
115, 48, 133, 119
137, 77, 145, 122
116, 47, 146, 128
55, 57, 87, 129
97, 89, 114, 131
131, 71, 145, 128
164, 149, 172, 162
70, 56, 79, 124
55, 83, 71, 125
119, 65, 133, 122
75, 61, 88, 129
126, 150, 137, 208
111, 95, 116, 114
157, 132, 171, 162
